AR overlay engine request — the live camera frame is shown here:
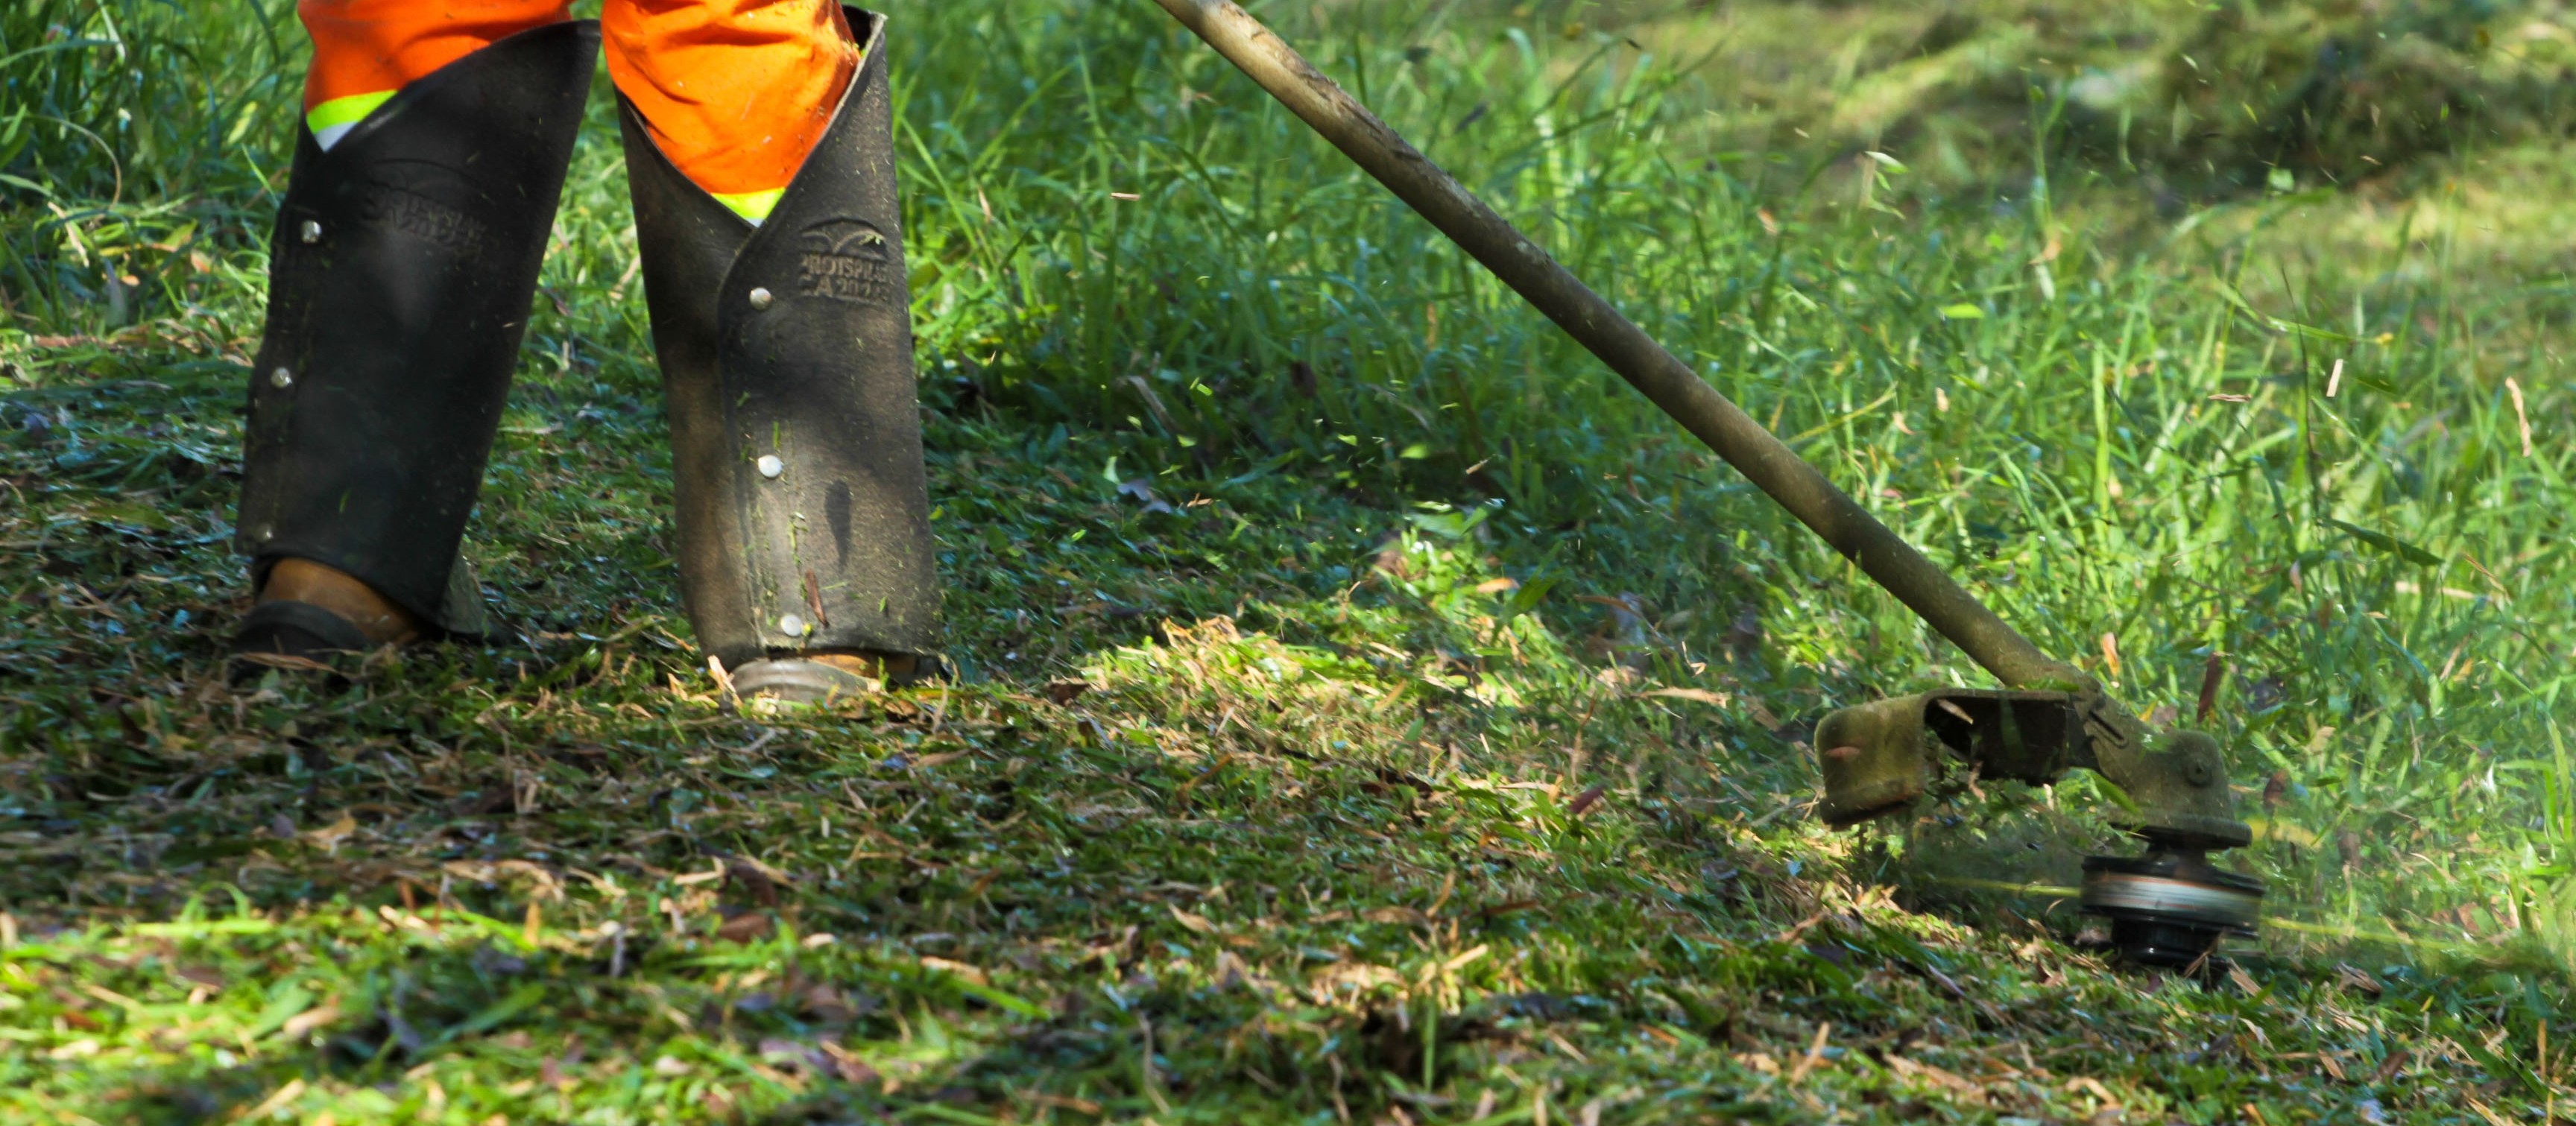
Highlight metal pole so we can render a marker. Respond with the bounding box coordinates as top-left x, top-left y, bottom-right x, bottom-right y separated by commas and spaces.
1149, 0, 2079, 690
